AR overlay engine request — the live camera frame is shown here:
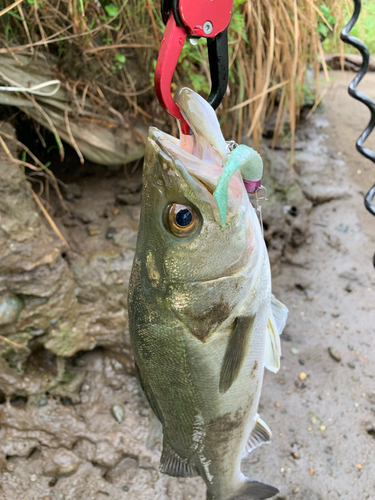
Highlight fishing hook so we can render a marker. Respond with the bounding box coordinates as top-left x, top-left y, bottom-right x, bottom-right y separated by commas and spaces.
340, 0, 375, 267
